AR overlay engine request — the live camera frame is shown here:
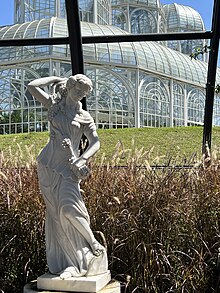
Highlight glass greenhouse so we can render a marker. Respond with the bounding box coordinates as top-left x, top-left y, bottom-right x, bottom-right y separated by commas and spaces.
0, 0, 220, 134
